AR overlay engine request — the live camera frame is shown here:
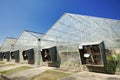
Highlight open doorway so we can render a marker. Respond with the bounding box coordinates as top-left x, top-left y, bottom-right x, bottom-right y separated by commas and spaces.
41, 46, 58, 67
22, 49, 34, 64
79, 41, 107, 73
2, 53, 6, 59
11, 52, 14, 59
41, 49, 51, 62
79, 45, 102, 65
27, 49, 34, 64
0, 52, 2, 61
22, 50, 28, 60
79, 41, 106, 66
11, 50, 20, 63
2, 51, 10, 61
